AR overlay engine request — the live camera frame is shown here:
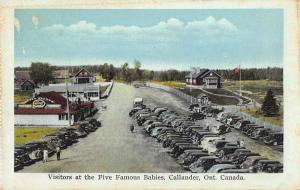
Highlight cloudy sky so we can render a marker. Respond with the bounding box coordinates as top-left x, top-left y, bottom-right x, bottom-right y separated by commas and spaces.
15, 9, 283, 70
